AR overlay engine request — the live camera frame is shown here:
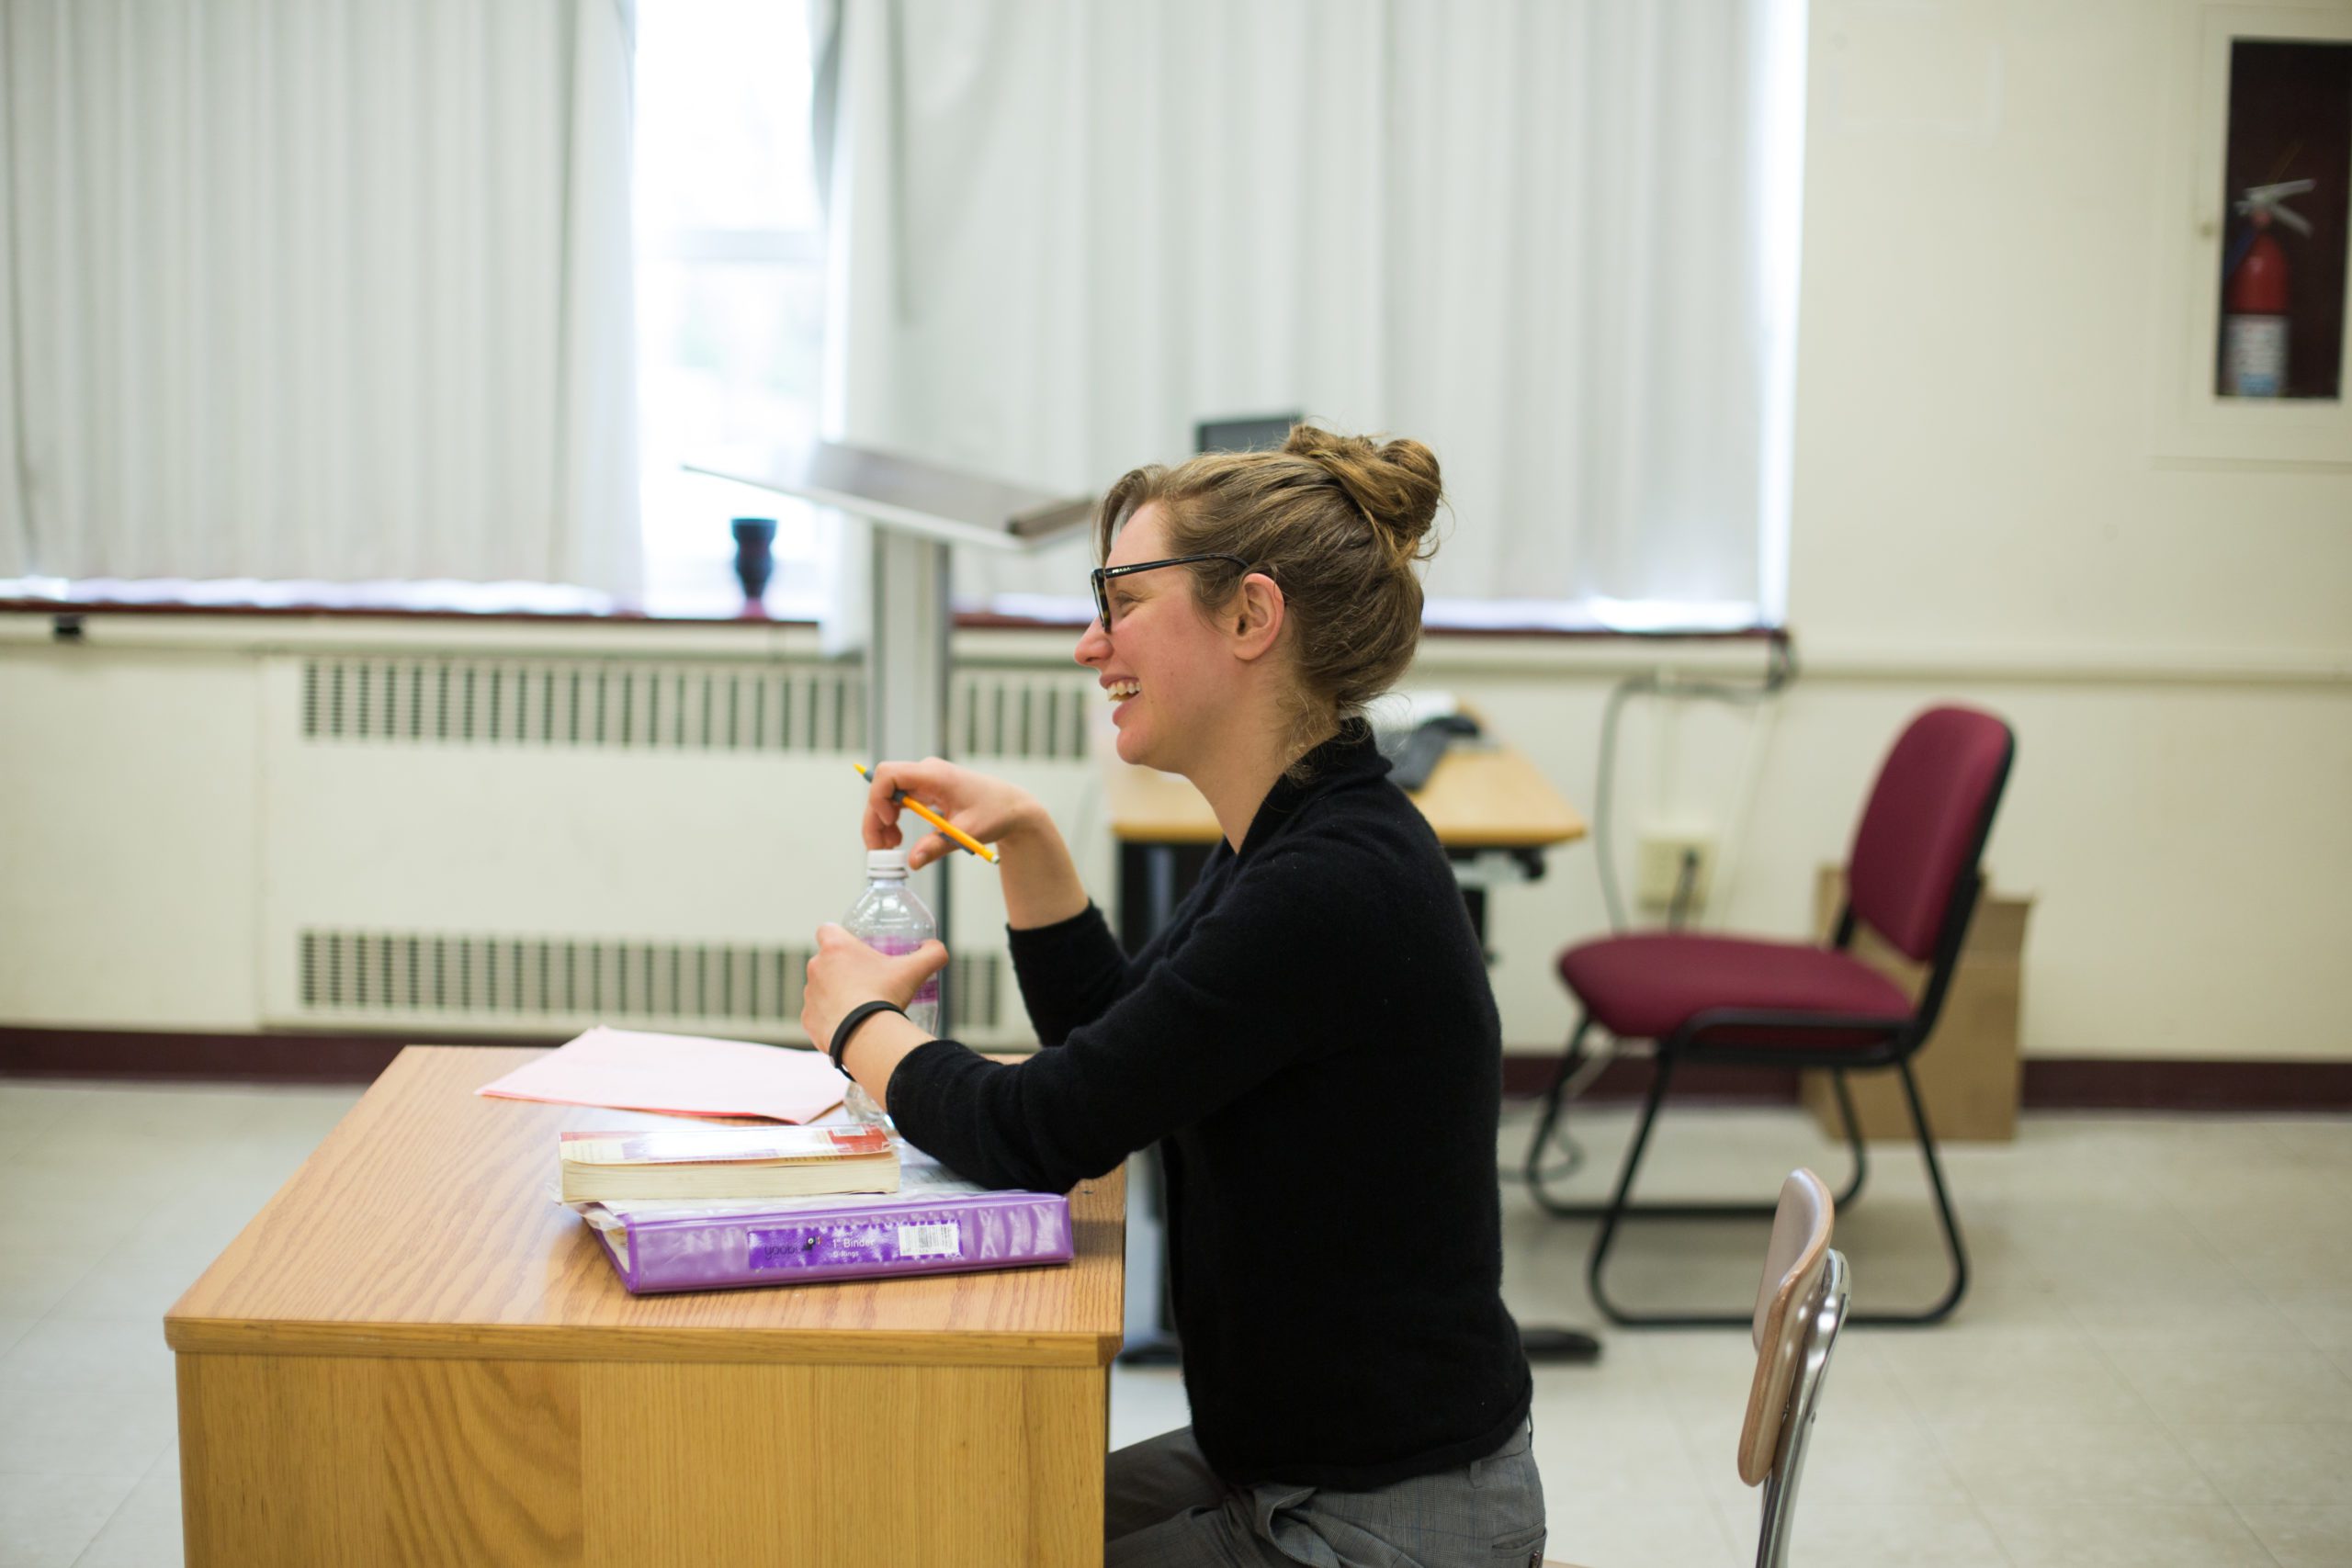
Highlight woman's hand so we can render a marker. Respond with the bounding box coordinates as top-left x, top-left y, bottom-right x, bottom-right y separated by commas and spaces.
863, 757, 1041, 871
800, 923, 950, 1056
